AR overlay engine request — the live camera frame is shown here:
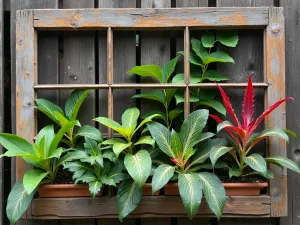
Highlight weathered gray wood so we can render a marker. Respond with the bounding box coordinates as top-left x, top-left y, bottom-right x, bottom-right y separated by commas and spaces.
280, 0, 300, 224
0, 1, 3, 224
176, 0, 208, 7
216, 0, 274, 6
60, 0, 95, 126
32, 8, 270, 29
31, 196, 271, 218
218, 218, 273, 225
4, 0, 10, 11
98, 0, 136, 135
